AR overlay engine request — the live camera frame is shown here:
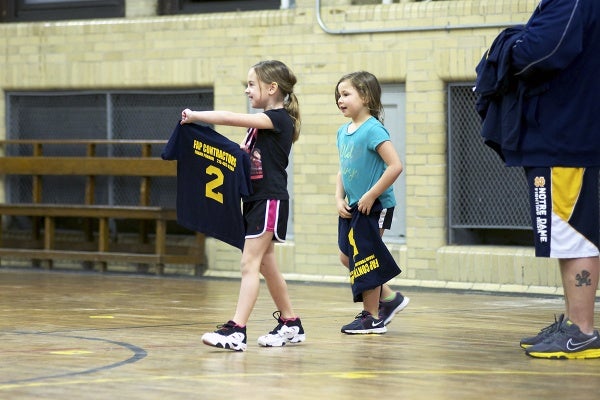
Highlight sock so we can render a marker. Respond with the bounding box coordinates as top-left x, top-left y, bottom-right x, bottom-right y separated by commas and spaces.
382, 293, 397, 302
230, 320, 245, 328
